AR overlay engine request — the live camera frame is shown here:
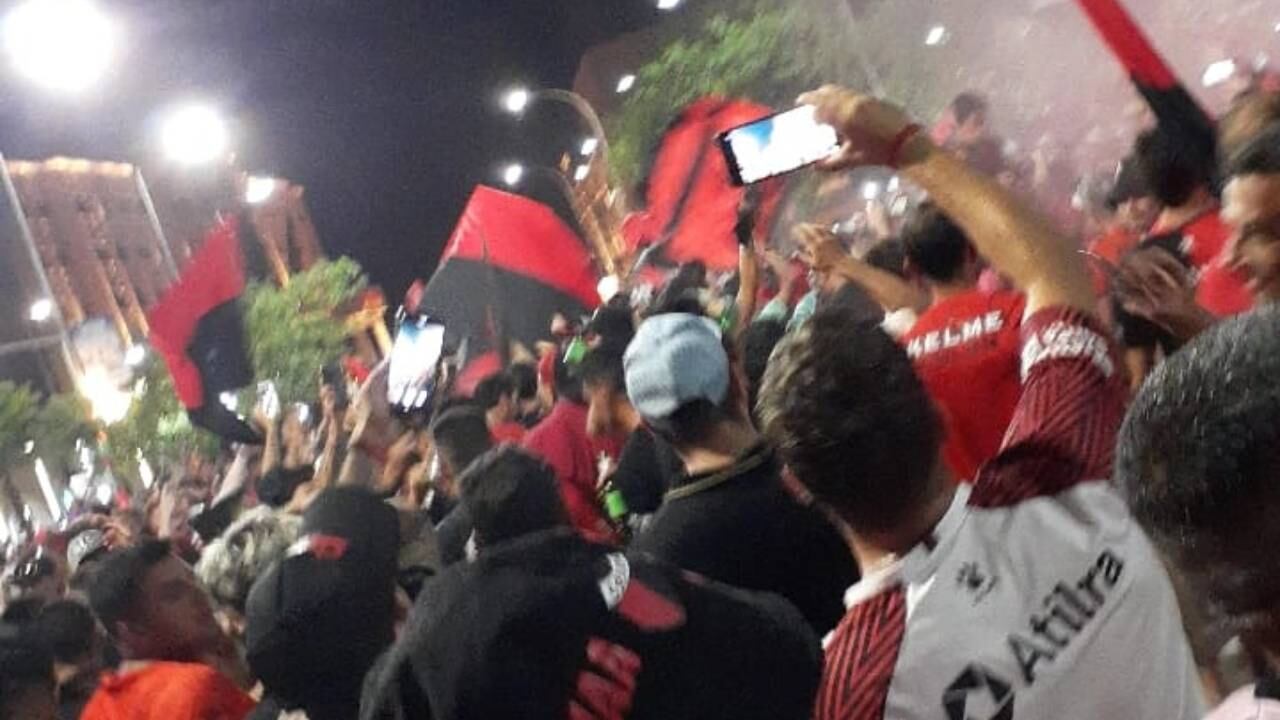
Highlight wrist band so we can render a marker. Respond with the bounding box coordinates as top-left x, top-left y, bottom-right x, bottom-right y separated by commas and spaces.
887, 123, 923, 169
